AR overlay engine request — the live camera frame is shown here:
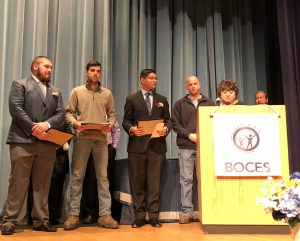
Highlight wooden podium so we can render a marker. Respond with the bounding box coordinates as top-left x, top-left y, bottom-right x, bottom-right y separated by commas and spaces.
197, 105, 290, 234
